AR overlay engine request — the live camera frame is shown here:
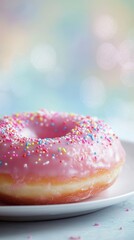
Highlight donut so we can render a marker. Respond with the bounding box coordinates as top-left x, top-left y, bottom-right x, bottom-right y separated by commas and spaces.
0, 109, 125, 205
